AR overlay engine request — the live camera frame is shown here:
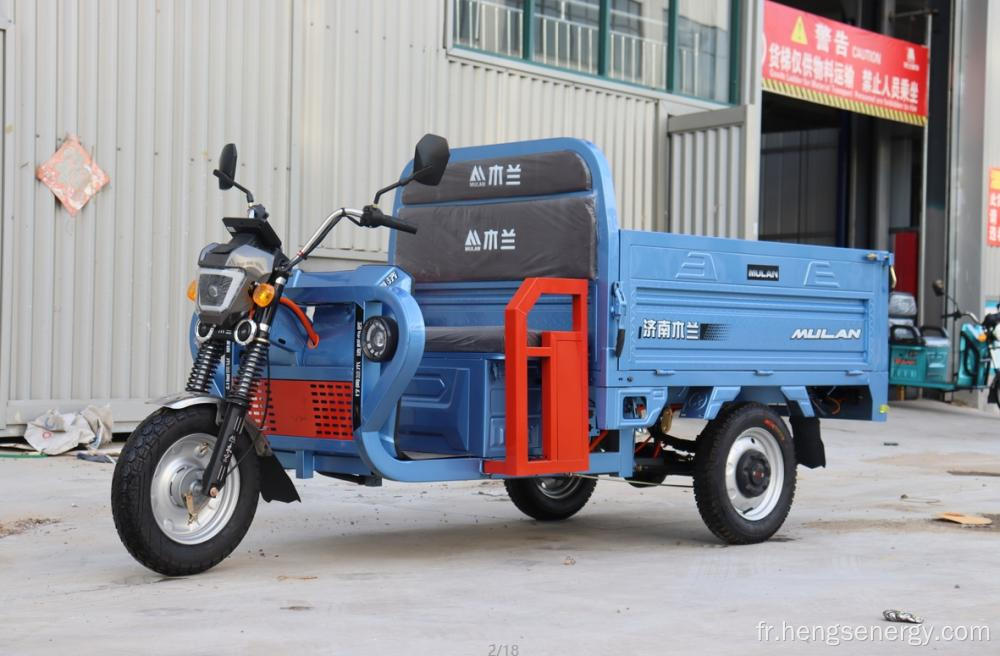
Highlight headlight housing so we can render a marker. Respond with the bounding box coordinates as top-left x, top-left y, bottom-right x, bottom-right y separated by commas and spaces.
195, 267, 251, 323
